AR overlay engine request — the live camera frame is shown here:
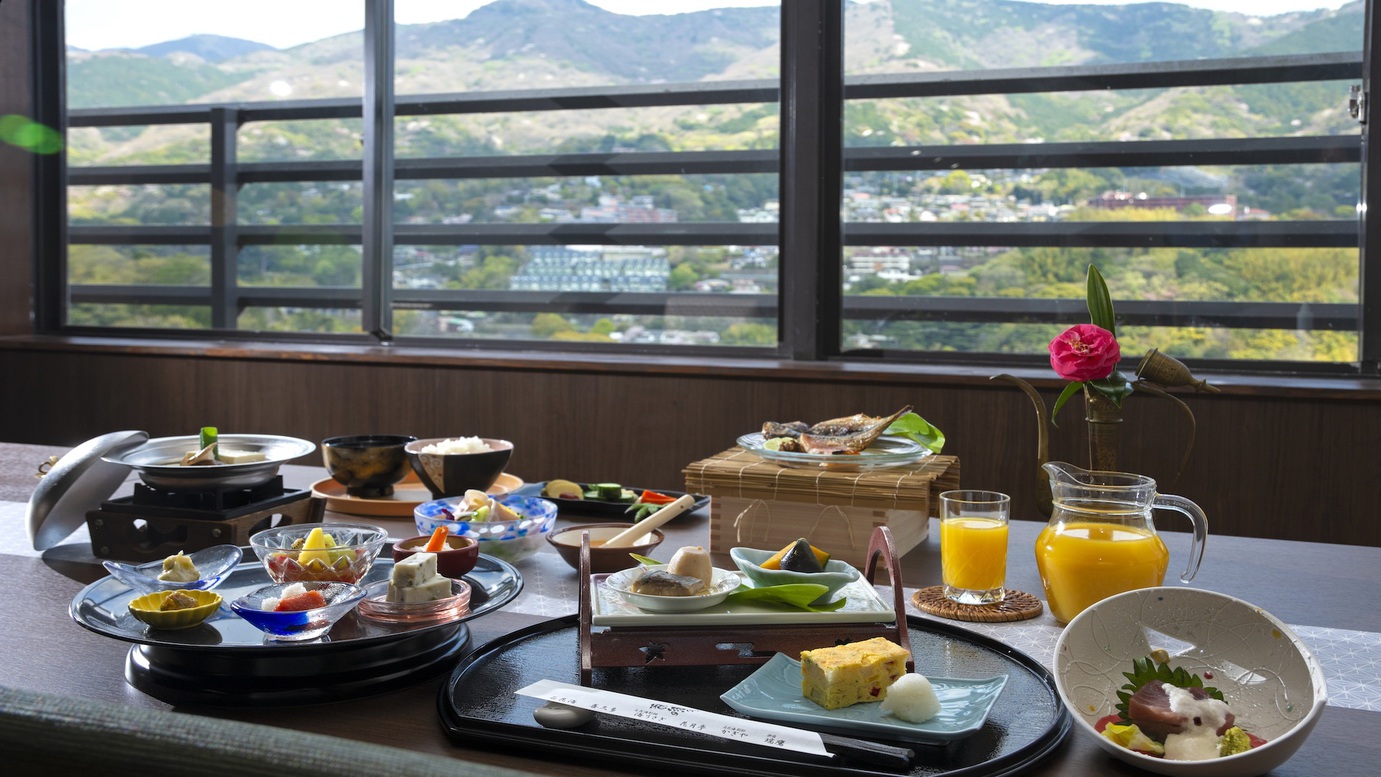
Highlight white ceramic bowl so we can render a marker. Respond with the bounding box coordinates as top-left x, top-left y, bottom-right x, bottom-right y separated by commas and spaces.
1054, 587, 1327, 777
